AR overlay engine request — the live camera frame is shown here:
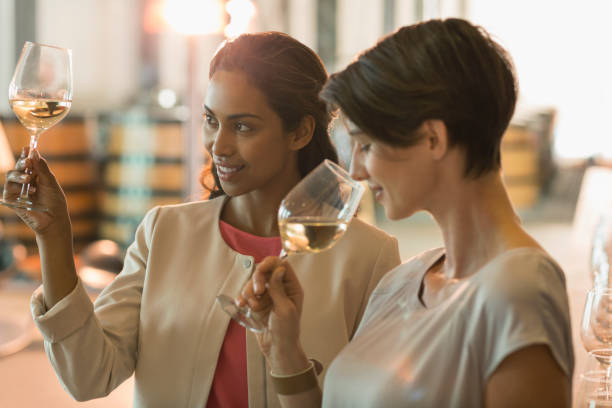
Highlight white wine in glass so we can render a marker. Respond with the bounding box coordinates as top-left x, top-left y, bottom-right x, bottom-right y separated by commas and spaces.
217, 159, 365, 332
1, 42, 73, 212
